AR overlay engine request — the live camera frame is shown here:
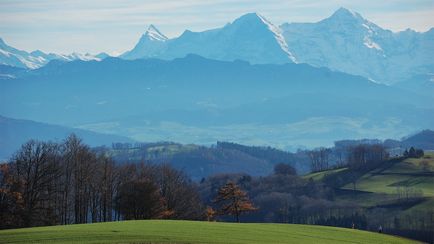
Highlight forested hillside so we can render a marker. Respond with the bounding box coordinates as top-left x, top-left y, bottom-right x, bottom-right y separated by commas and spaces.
1, 135, 432, 242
